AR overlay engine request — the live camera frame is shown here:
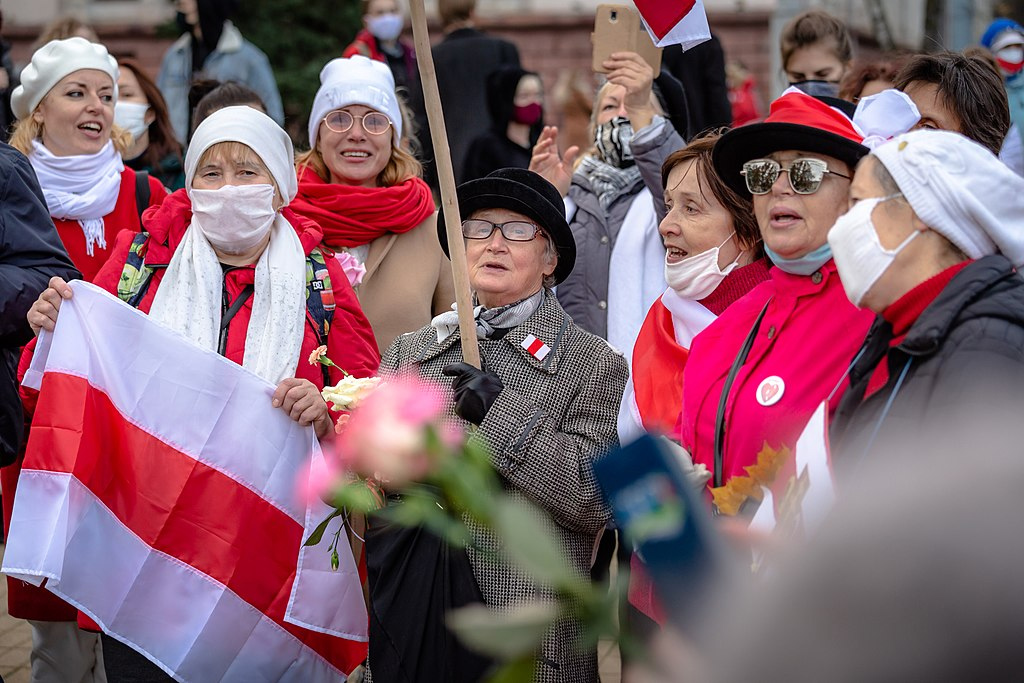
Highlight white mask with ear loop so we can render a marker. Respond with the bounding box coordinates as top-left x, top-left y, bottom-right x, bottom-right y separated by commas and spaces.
664, 232, 743, 300
190, 184, 278, 255
828, 193, 918, 306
